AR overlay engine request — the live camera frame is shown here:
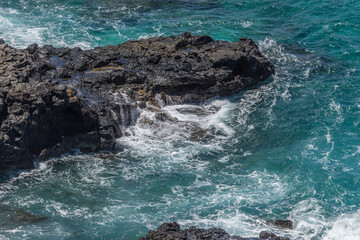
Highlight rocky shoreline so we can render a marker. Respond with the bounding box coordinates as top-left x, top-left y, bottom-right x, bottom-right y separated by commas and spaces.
139, 222, 291, 240
0, 32, 274, 170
